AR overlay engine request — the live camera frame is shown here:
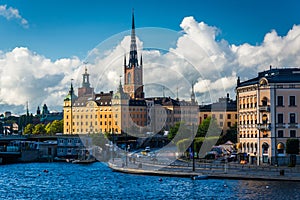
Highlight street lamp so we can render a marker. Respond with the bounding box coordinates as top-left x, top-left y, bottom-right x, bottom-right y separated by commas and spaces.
192, 123, 195, 172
